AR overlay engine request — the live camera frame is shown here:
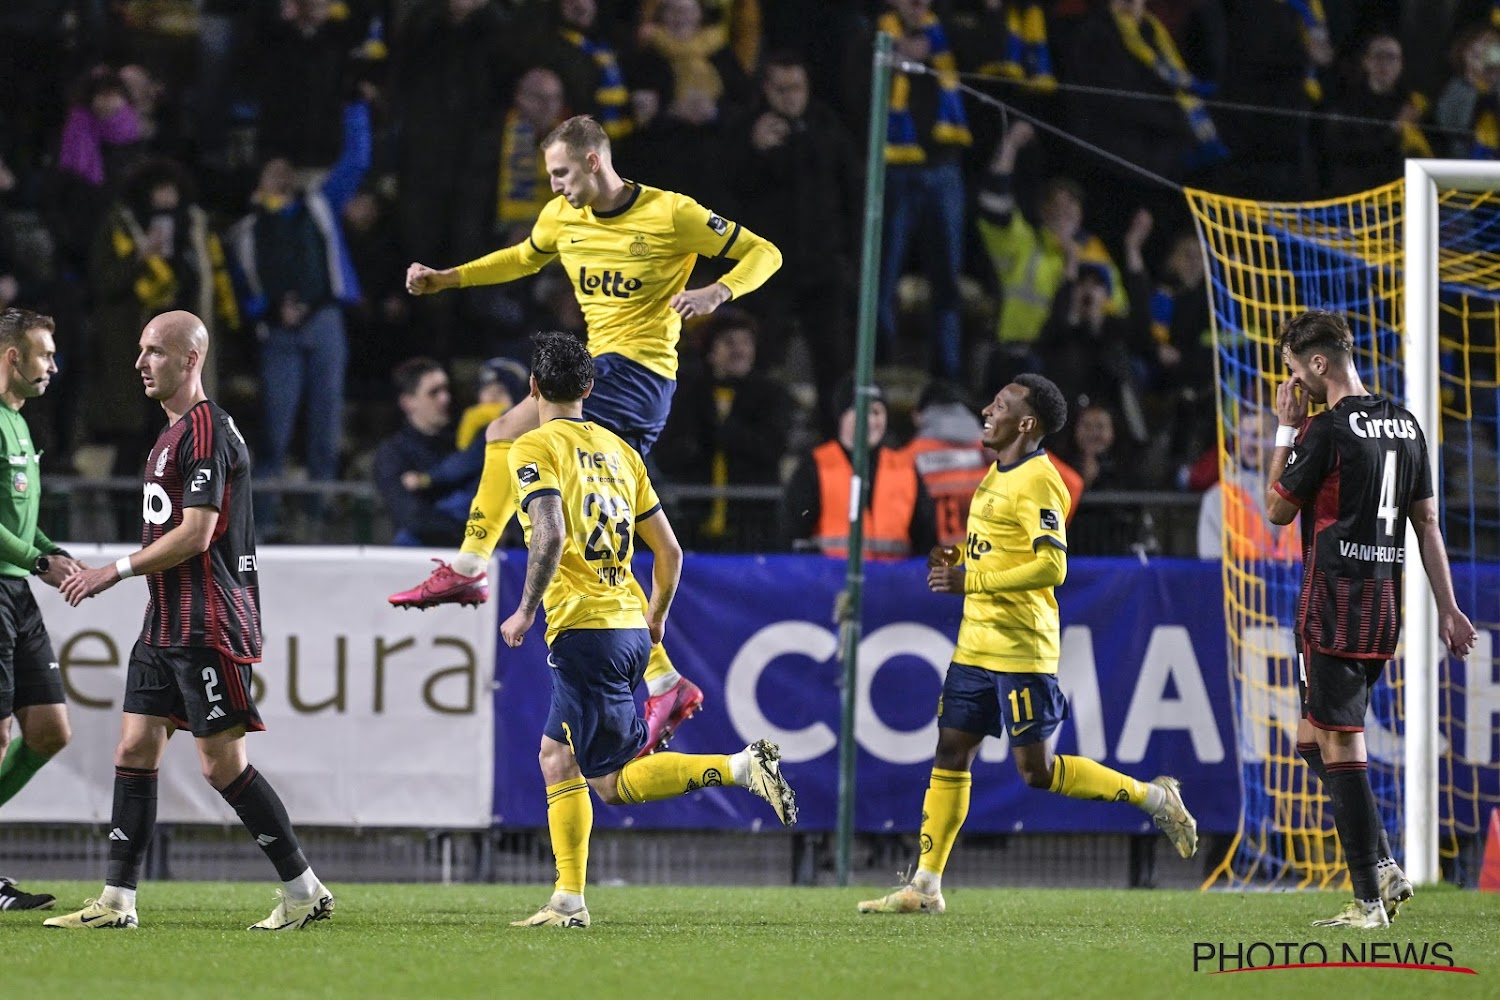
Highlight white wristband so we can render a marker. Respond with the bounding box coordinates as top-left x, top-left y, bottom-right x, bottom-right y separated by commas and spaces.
115, 556, 135, 579
1275, 425, 1298, 449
